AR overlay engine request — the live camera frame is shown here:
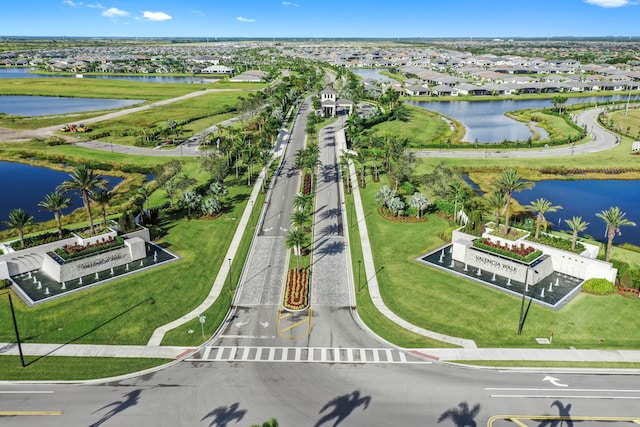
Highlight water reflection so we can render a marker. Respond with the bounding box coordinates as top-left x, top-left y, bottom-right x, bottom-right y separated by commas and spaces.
408, 95, 639, 142
0, 95, 143, 116
0, 68, 218, 84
